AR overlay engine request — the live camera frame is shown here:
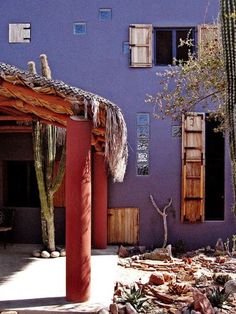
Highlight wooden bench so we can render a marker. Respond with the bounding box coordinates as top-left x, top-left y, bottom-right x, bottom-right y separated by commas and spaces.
0, 208, 15, 248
